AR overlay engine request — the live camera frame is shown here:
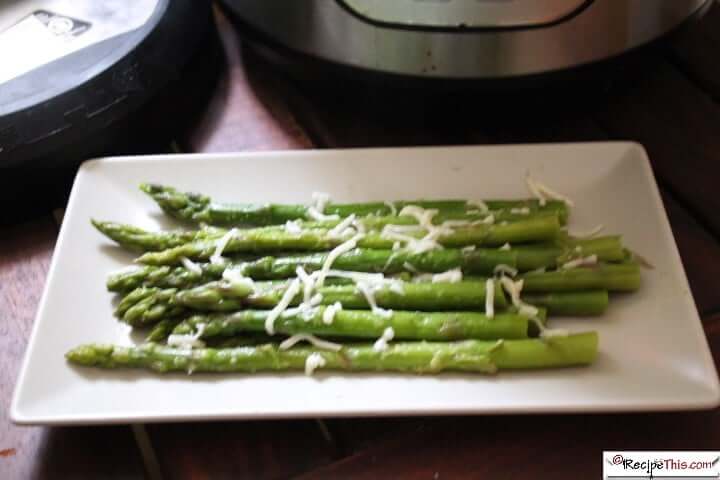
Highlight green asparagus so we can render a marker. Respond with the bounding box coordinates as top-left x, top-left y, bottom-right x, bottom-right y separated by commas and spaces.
66, 333, 598, 374
117, 280, 509, 324
136, 216, 561, 265
172, 307, 543, 341
520, 264, 641, 292
141, 183, 569, 226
